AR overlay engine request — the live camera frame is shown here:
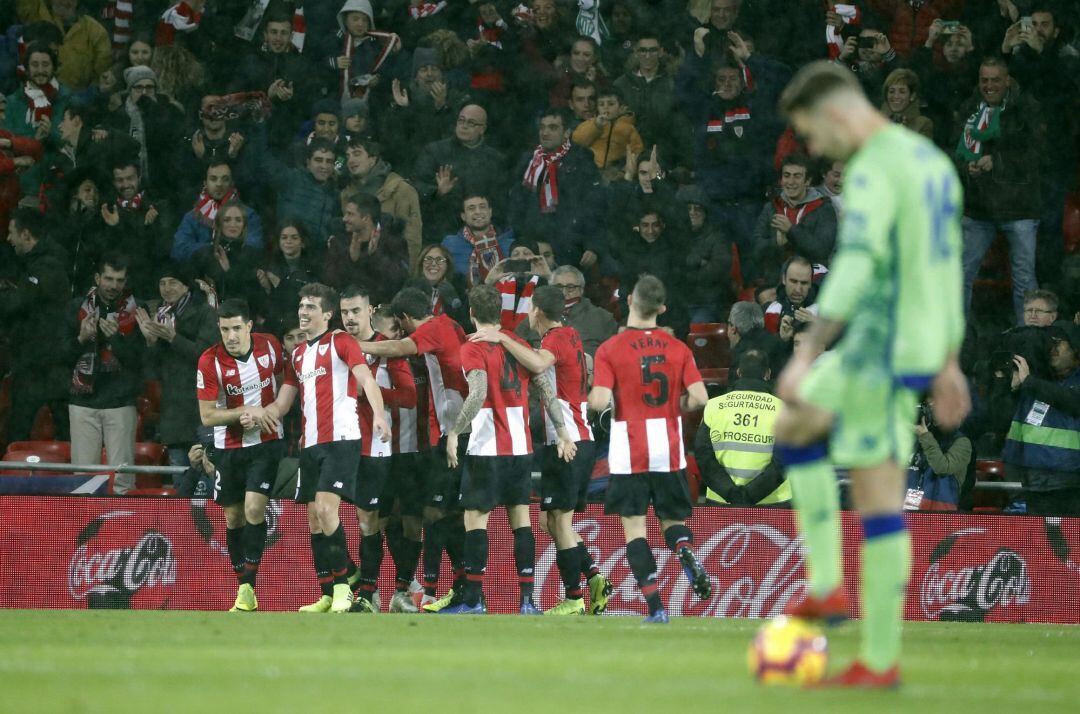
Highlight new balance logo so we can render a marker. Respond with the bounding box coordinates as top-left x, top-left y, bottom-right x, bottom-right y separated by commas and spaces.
260, 482, 270, 489
333, 481, 344, 489
543, 497, 552, 504
368, 498, 379, 505
225, 370, 237, 377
